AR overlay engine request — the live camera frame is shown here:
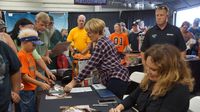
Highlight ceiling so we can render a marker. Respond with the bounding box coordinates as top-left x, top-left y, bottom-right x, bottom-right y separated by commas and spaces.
104, 0, 200, 11
0, 0, 200, 12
